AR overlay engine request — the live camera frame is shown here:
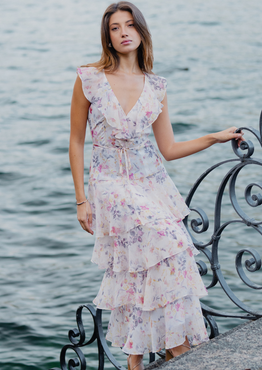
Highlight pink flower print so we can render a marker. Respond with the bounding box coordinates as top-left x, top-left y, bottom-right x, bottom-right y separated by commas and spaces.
183, 271, 187, 278
137, 297, 144, 304
120, 199, 125, 206
98, 164, 102, 173
157, 231, 165, 237
135, 219, 142, 225
146, 111, 152, 117
126, 340, 133, 349
89, 107, 93, 114
126, 288, 134, 295
178, 240, 184, 247
111, 226, 121, 234
140, 205, 149, 210
114, 193, 118, 198
170, 267, 175, 275
175, 303, 181, 311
